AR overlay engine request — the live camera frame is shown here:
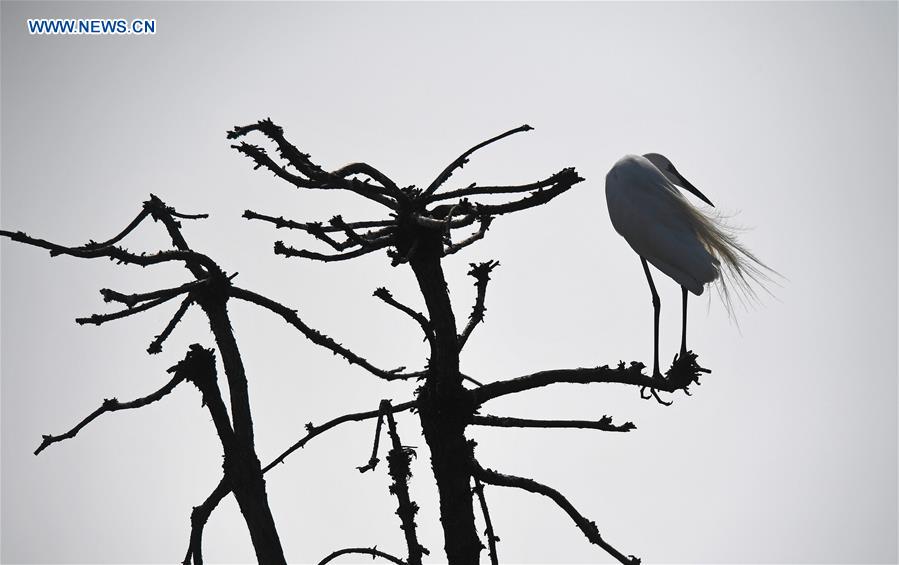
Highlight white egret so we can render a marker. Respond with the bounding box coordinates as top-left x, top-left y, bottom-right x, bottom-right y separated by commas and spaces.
605, 153, 772, 378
